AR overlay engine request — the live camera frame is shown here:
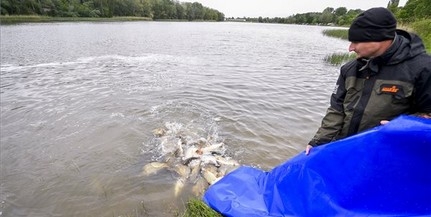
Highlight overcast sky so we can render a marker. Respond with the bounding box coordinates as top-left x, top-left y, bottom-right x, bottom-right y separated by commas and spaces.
192, 0, 408, 18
